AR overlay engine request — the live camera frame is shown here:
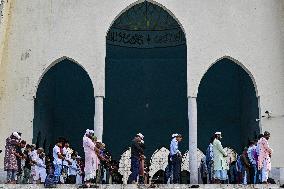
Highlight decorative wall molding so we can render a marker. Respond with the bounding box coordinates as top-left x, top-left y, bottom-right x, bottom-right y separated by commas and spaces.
119, 147, 210, 183
118, 147, 132, 184
149, 147, 170, 178
181, 149, 205, 172
107, 1, 185, 48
